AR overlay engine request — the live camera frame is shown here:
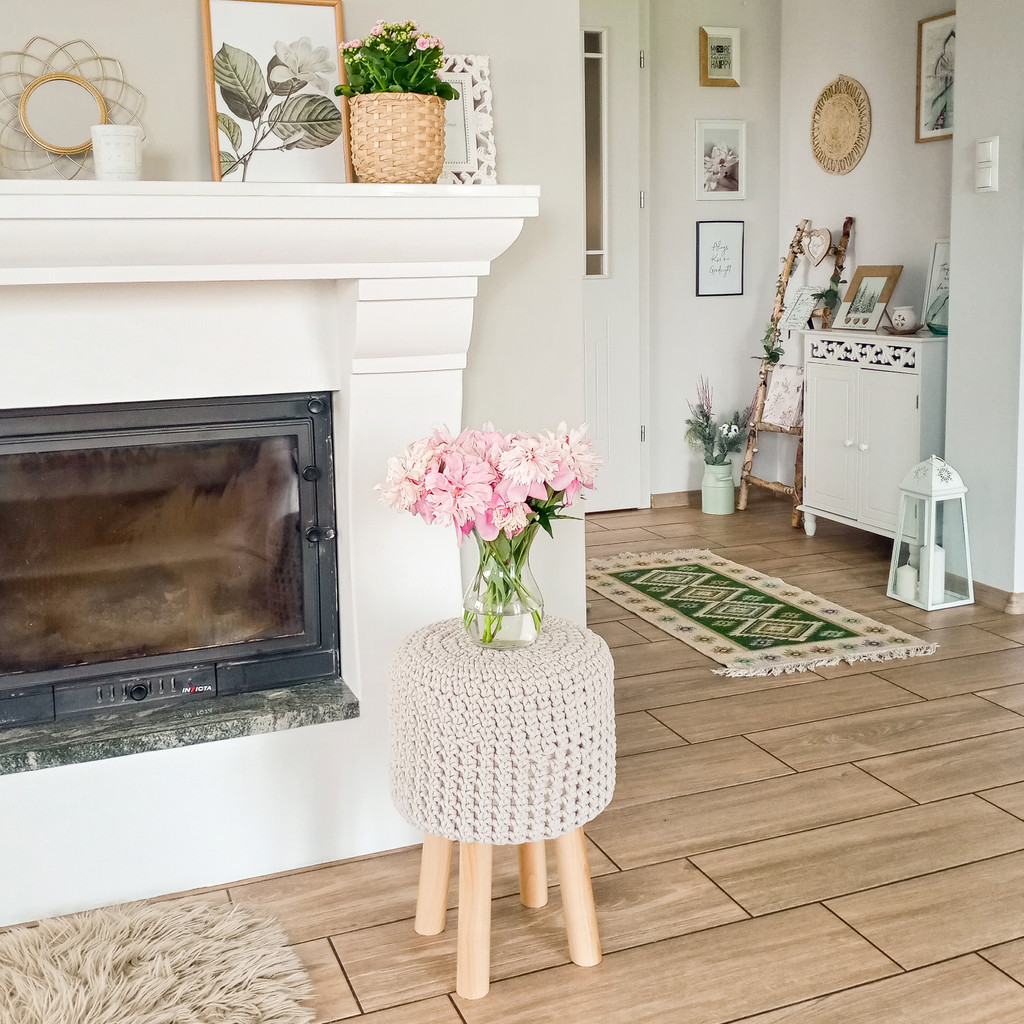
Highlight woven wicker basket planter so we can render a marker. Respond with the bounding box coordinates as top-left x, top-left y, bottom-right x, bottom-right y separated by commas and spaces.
348, 92, 446, 184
